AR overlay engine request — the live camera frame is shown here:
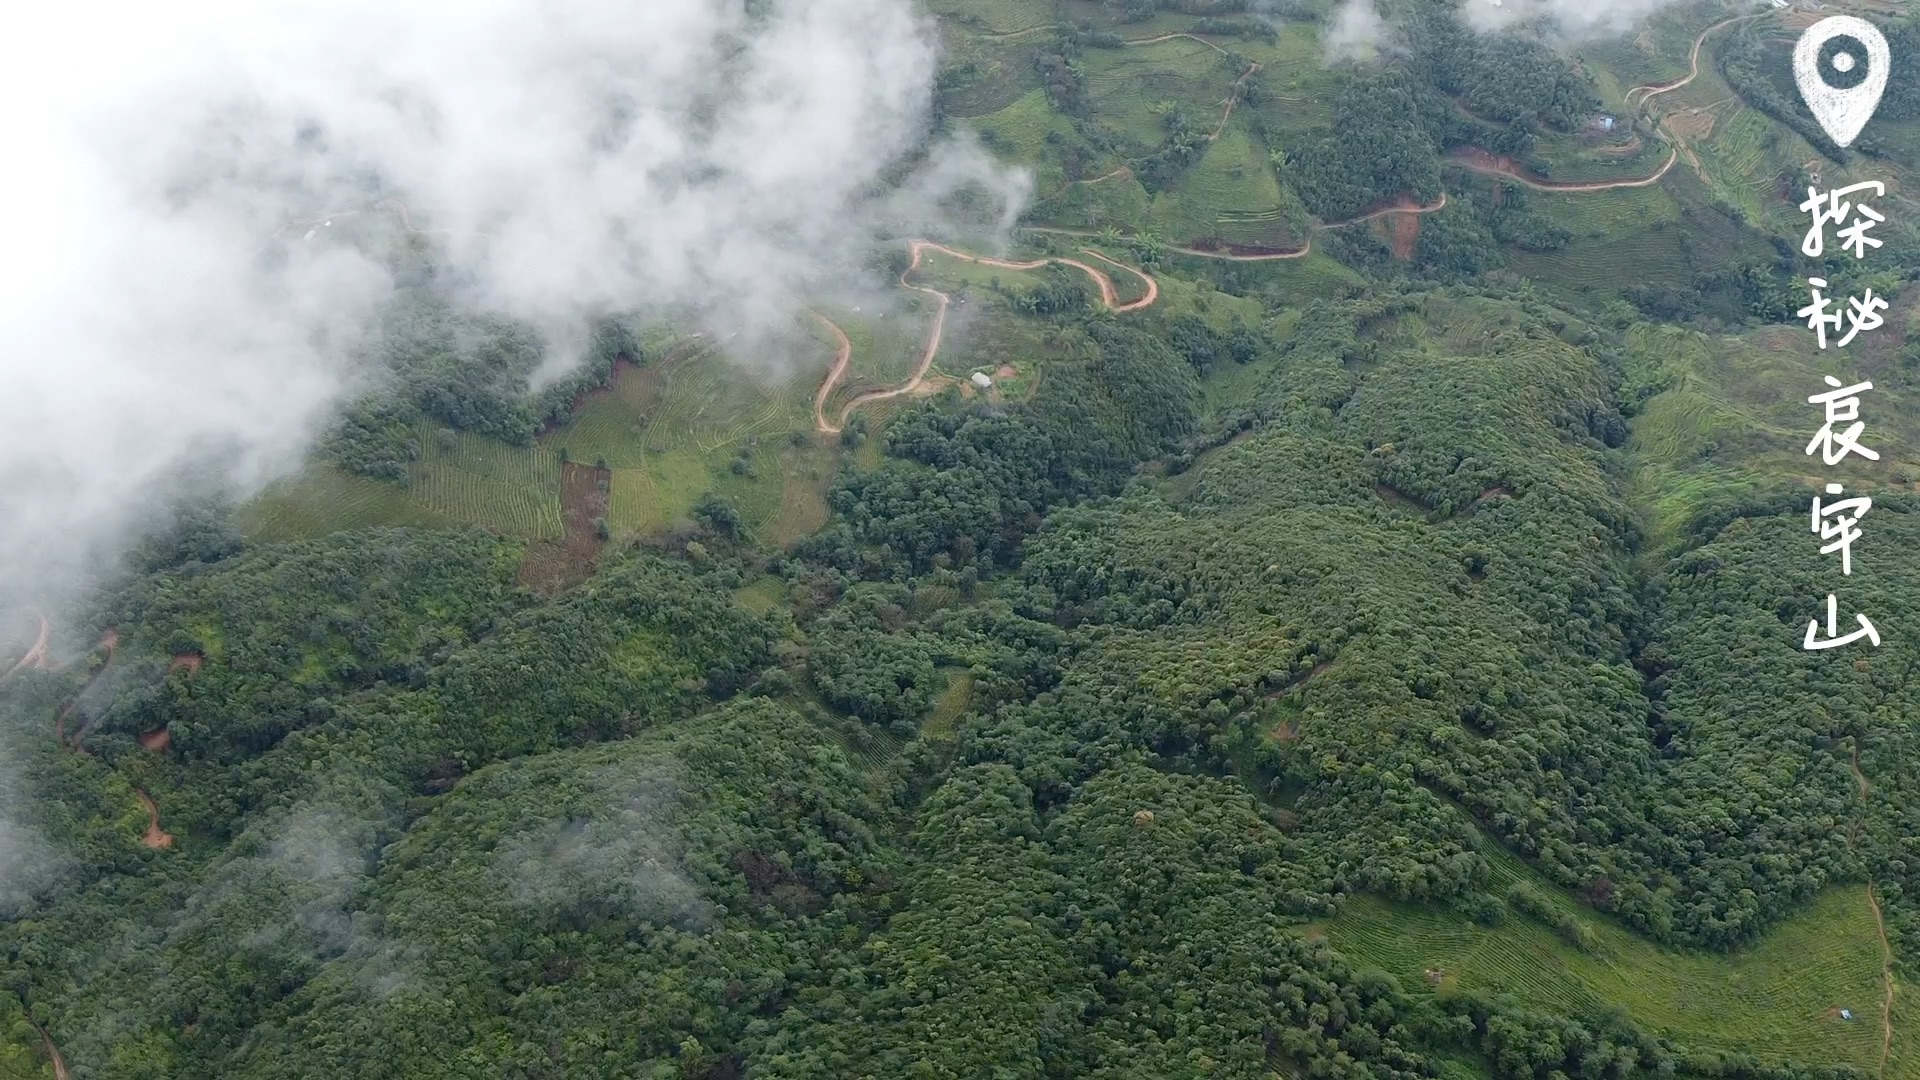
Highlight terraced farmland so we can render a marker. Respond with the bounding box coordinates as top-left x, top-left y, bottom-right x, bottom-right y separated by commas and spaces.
1694, 105, 1772, 213
237, 465, 455, 541
411, 426, 563, 539
1149, 121, 1306, 248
